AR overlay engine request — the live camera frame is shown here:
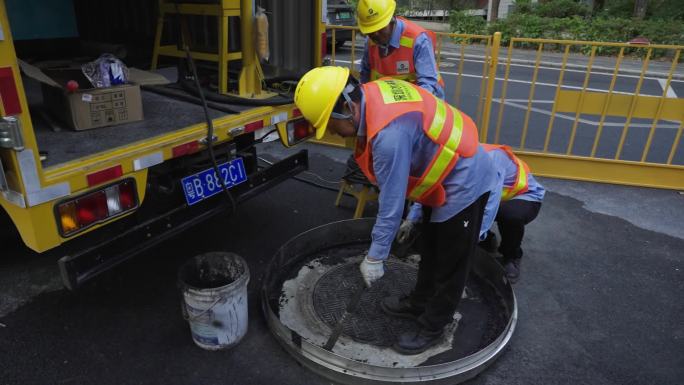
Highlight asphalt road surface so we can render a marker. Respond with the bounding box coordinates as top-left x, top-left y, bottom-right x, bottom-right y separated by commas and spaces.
1, 141, 683, 385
